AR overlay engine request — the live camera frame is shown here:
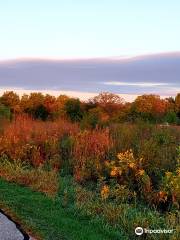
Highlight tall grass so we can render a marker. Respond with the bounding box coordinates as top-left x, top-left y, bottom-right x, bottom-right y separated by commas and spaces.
0, 115, 78, 167
0, 156, 58, 196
